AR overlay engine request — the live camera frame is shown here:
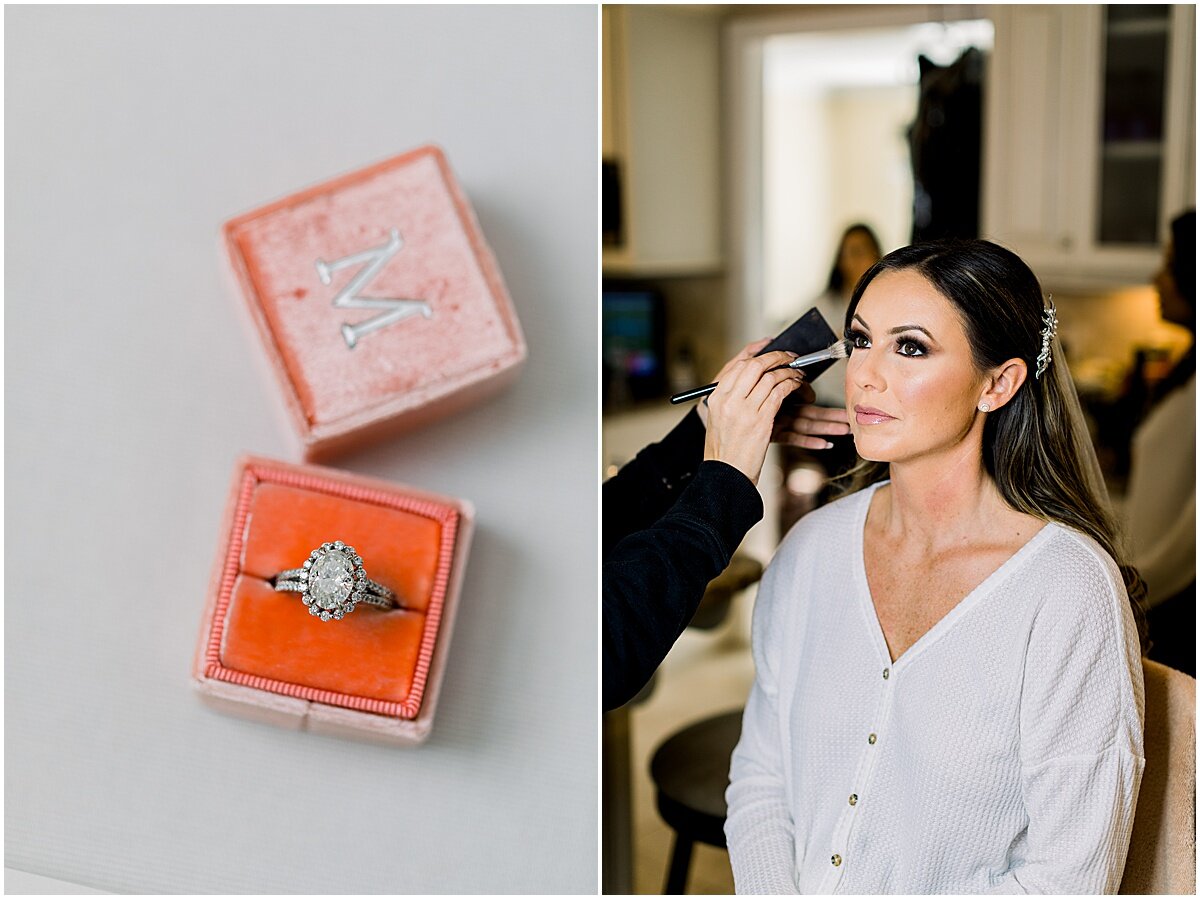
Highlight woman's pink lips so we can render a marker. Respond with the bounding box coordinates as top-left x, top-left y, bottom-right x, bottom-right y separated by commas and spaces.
854, 404, 896, 425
